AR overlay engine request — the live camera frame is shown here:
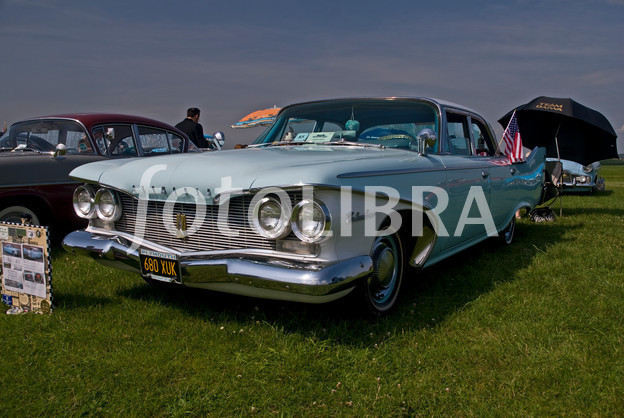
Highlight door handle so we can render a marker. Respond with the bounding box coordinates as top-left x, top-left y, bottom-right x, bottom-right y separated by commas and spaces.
481, 170, 489, 178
